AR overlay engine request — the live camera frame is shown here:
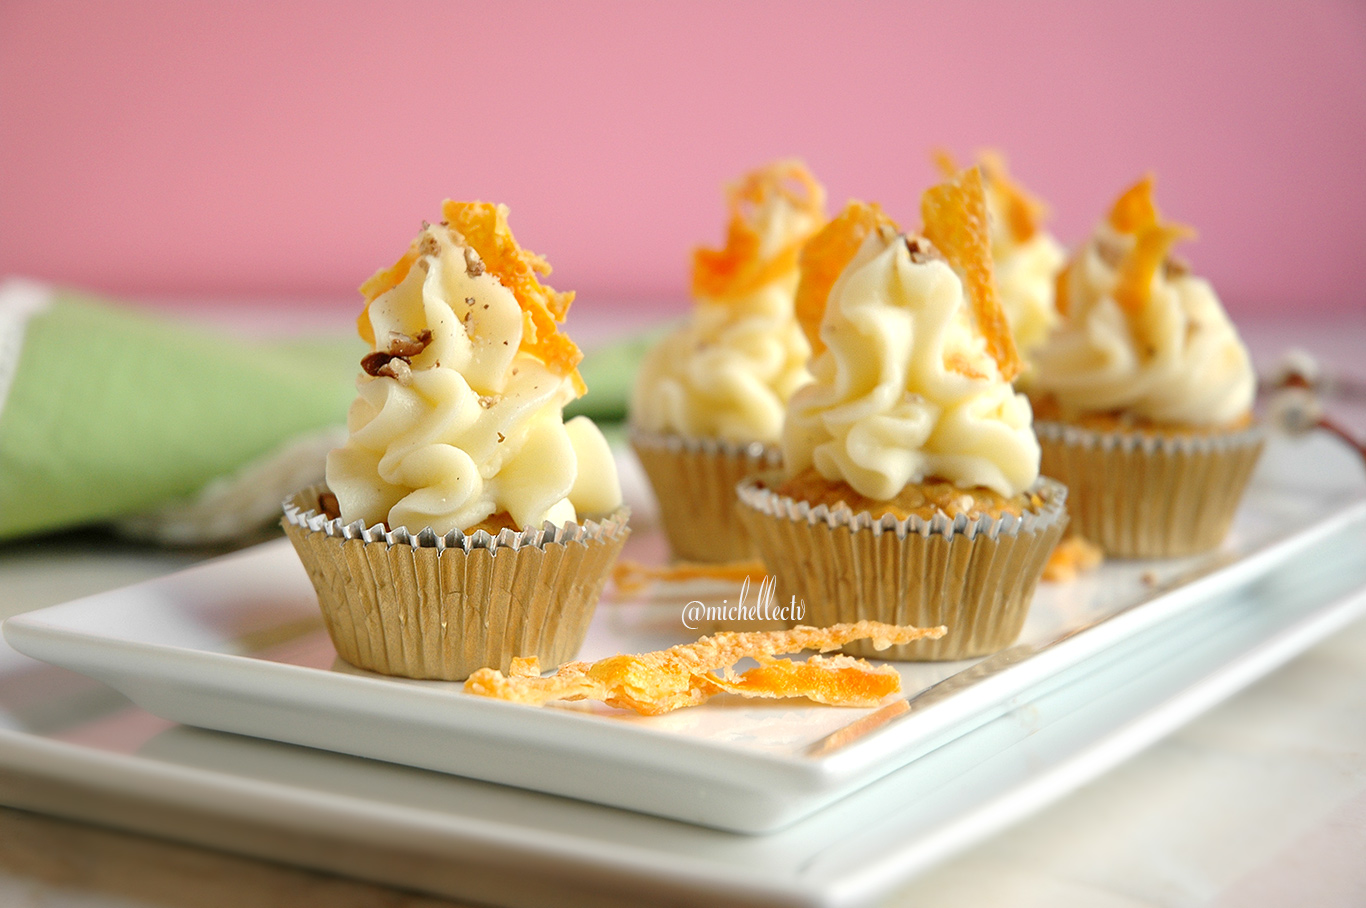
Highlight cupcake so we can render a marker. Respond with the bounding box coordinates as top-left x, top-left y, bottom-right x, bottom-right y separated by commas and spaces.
283, 201, 628, 681
1029, 176, 1261, 557
630, 160, 827, 562
736, 169, 1068, 661
937, 150, 1066, 380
